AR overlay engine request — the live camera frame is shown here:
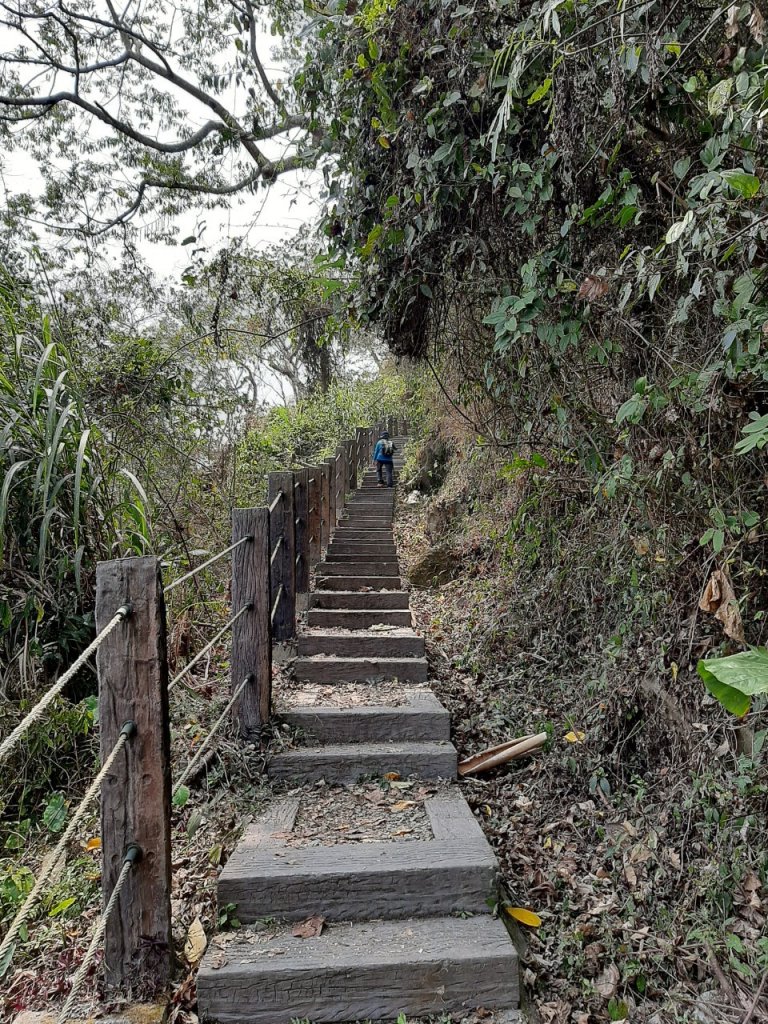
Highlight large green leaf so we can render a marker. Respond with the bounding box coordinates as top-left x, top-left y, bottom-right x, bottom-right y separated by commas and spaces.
721, 169, 761, 198
697, 647, 768, 717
